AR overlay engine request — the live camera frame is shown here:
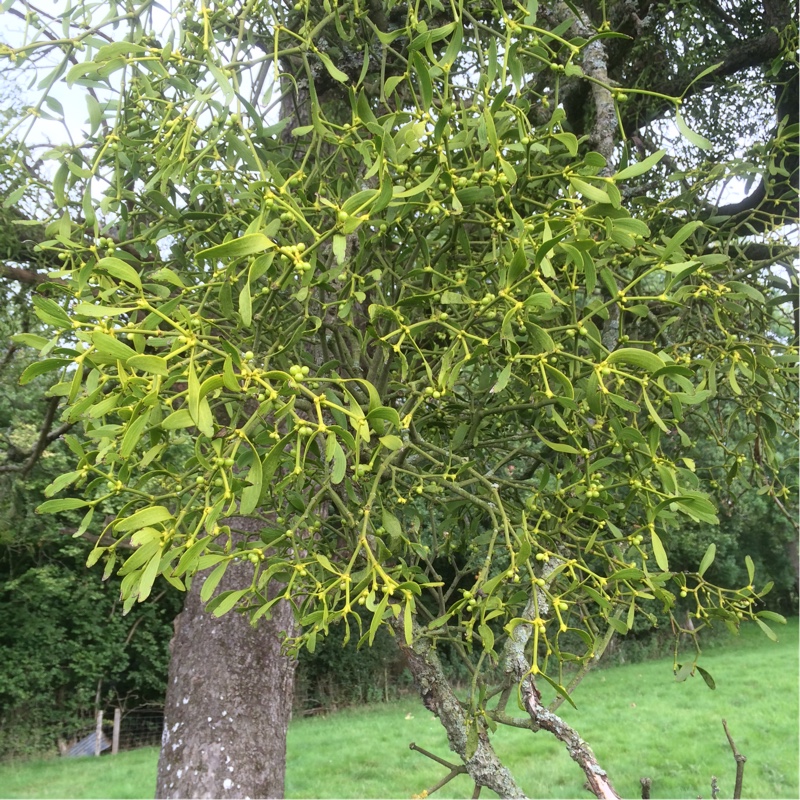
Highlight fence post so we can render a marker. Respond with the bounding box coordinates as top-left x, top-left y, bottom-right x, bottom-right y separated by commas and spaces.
94, 710, 104, 756
112, 708, 121, 755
